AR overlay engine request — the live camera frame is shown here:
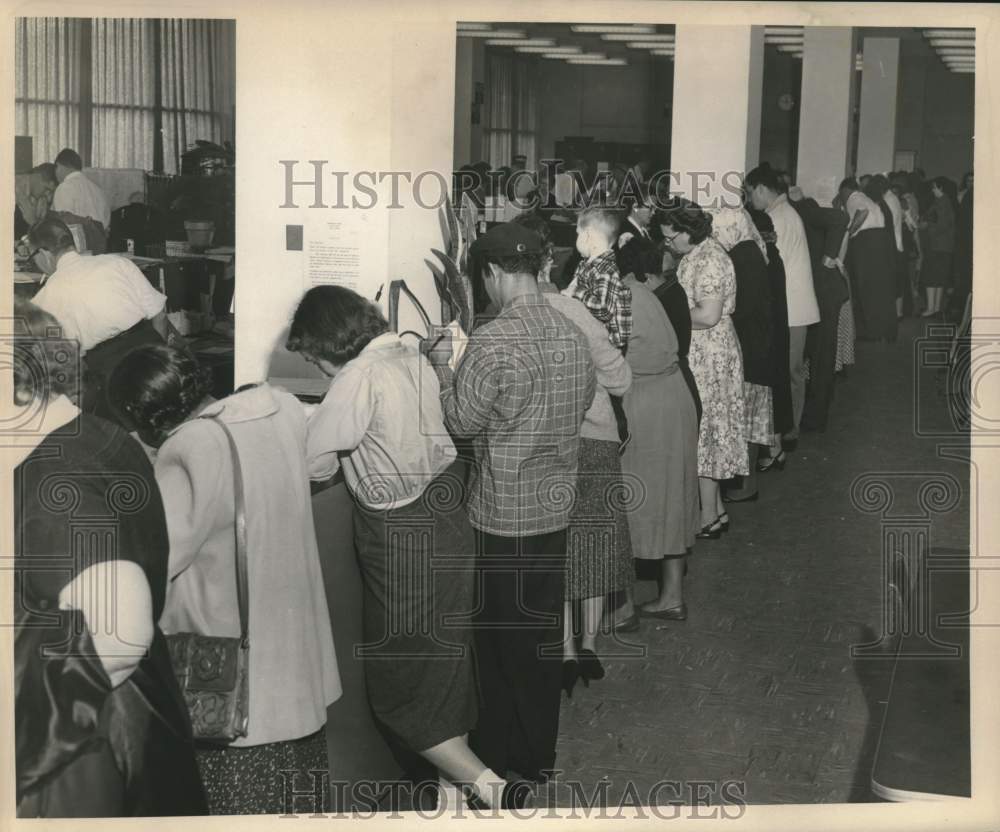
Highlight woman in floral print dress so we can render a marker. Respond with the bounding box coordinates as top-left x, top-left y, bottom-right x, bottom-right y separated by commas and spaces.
656, 200, 748, 538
